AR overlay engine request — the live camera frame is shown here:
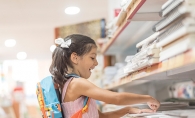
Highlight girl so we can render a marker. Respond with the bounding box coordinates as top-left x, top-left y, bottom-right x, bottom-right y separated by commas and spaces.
50, 34, 160, 118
